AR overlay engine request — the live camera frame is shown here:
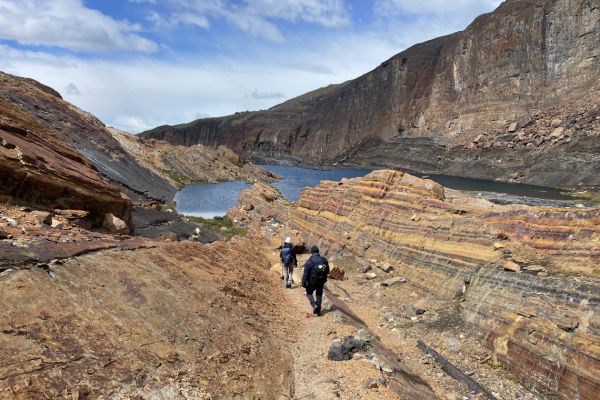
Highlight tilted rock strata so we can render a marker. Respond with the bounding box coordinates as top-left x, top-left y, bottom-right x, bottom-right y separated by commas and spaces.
235, 170, 599, 400
0, 72, 176, 203
0, 96, 132, 228
142, 0, 600, 189
108, 127, 277, 188
0, 238, 293, 398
